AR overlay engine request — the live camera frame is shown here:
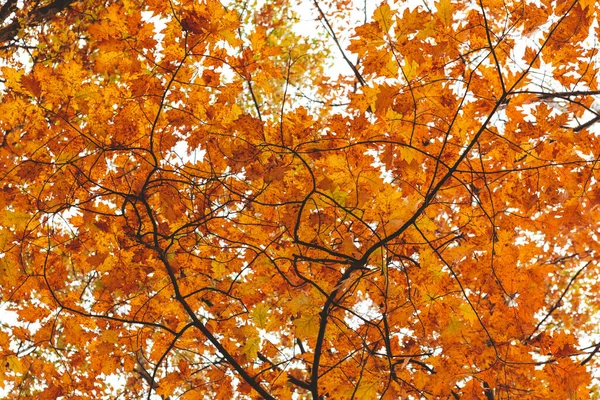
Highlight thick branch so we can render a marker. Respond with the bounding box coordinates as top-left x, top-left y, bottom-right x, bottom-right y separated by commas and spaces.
0, 0, 77, 44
